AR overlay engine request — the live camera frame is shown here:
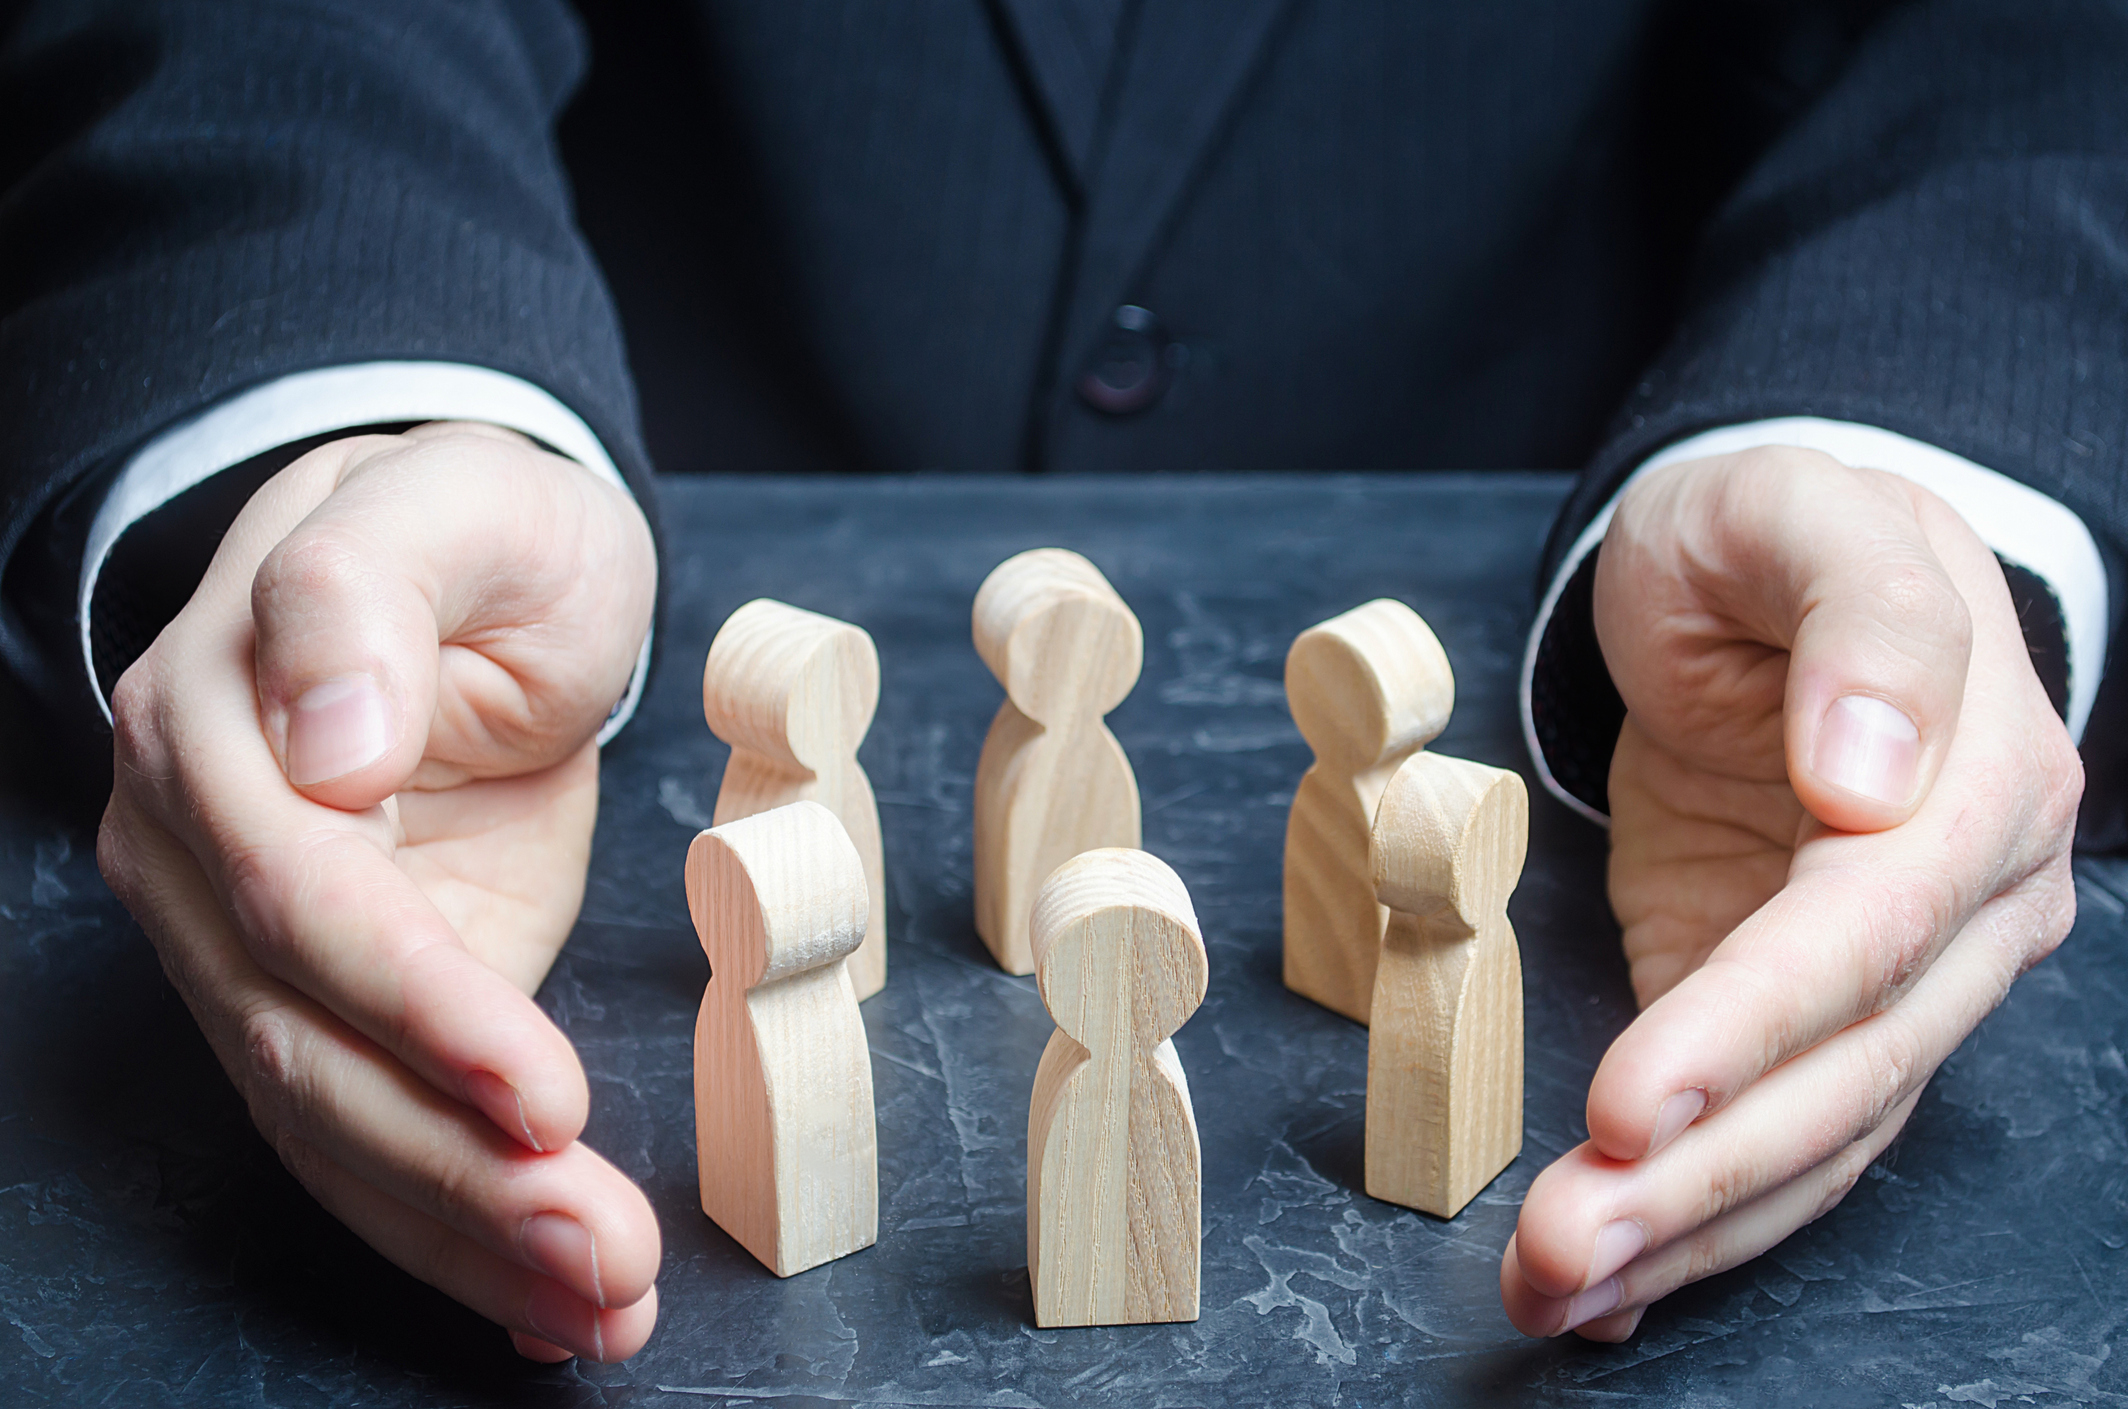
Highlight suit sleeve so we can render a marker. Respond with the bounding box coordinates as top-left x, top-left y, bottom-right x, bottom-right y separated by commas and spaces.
0, 0, 655, 728
1529, 0, 2128, 848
